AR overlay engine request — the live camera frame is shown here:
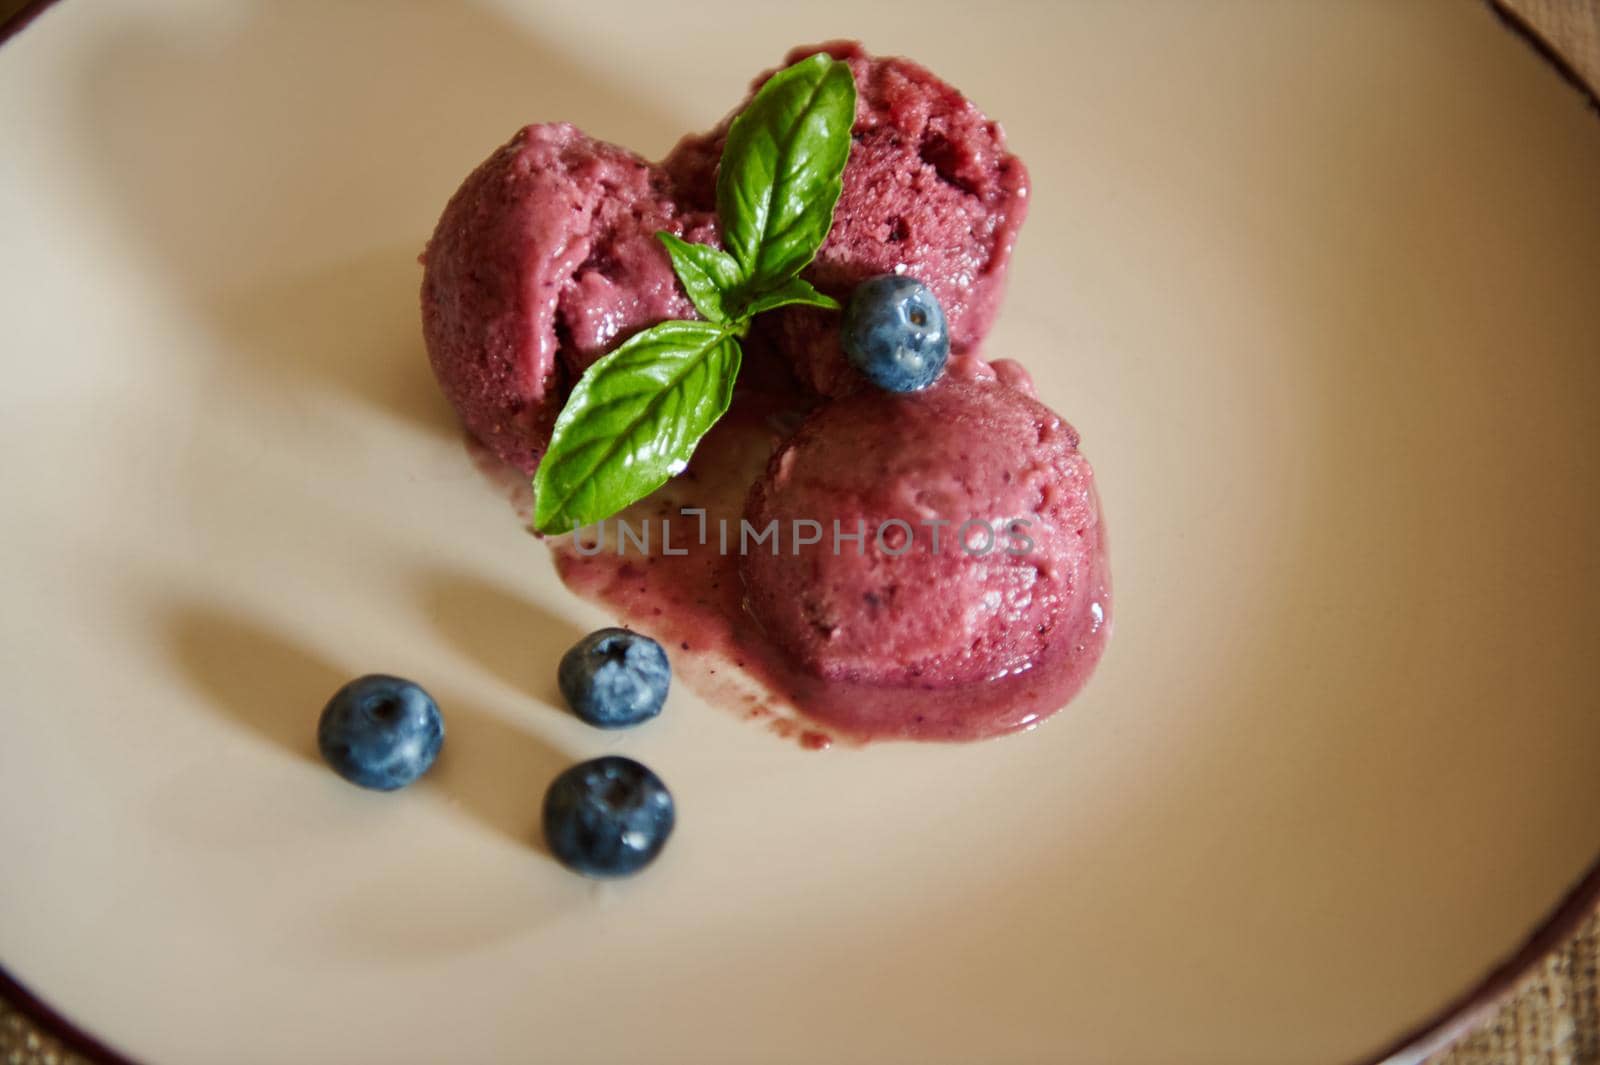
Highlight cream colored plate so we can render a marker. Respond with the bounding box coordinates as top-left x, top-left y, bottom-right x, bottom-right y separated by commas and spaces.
3, 2, 1599, 1062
